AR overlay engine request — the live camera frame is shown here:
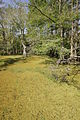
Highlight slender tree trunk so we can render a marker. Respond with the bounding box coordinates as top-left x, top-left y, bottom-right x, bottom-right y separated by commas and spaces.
13, 38, 15, 55
74, 0, 79, 57
21, 29, 26, 57
71, 21, 74, 58
20, 44, 22, 54
16, 47, 18, 54
59, 0, 63, 38
59, 0, 64, 42
59, 0, 64, 59
1, 24, 6, 55
74, 42, 77, 56
22, 42, 26, 57
61, 27, 64, 40
3, 31, 6, 55
21, 29, 25, 41
70, 0, 74, 58
6, 47, 9, 55
22, 29, 25, 41
59, 0, 62, 14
